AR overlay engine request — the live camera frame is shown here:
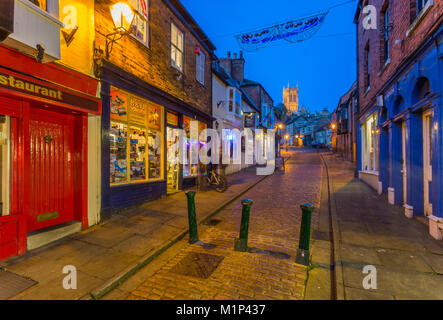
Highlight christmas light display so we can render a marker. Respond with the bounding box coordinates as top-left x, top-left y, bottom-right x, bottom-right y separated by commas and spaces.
235, 12, 328, 52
